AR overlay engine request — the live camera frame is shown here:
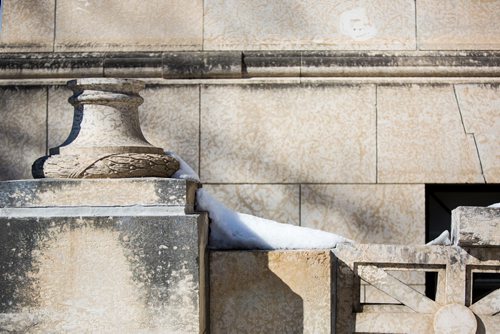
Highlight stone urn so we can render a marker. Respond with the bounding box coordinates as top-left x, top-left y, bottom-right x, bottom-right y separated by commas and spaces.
33, 78, 179, 178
